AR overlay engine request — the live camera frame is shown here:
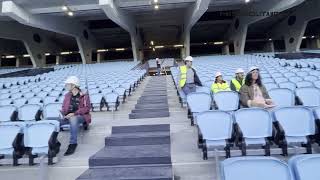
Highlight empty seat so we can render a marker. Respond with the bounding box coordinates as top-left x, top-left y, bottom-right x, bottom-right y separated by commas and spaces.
304, 76, 318, 82
0, 93, 11, 100
273, 107, 315, 155
268, 88, 295, 107
197, 111, 233, 159
36, 91, 48, 99
289, 77, 303, 83
196, 86, 211, 94
279, 82, 296, 91
27, 97, 43, 106
234, 108, 273, 155
0, 105, 17, 122
114, 87, 127, 103
296, 81, 314, 88
104, 93, 120, 111
289, 154, 320, 180
13, 98, 28, 108
0, 98, 13, 106
24, 120, 60, 165
220, 156, 293, 180
314, 81, 320, 89
89, 88, 100, 94
0, 122, 25, 166
296, 87, 320, 107
43, 96, 57, 105
283, 72, 296, 78
213, 91, 239, 111
101, 88, 113, 95
18, 104, 42, 121
49, 91, 61, 97
42, 103, 62, 120
262, 78, 275, 84
90, 93, 104, 111
24, 92, 35, 99
264, 83, 279, 91
296, 71, 309, 77
187, 92, 212, 125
